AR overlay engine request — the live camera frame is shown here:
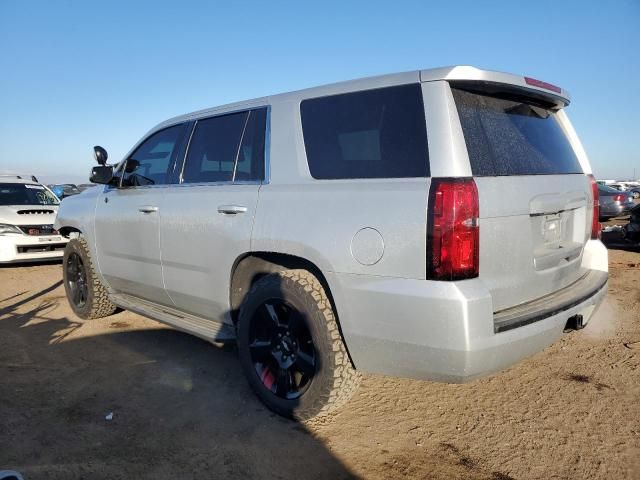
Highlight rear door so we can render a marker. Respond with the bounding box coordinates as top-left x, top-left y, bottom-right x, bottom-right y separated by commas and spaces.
450, 85, 592, 311
159, 108, 267, 323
